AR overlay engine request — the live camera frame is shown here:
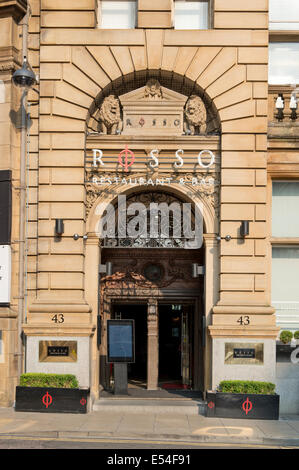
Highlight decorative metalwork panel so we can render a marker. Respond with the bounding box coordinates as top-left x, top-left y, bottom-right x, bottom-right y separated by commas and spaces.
100, 191, 197, 249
